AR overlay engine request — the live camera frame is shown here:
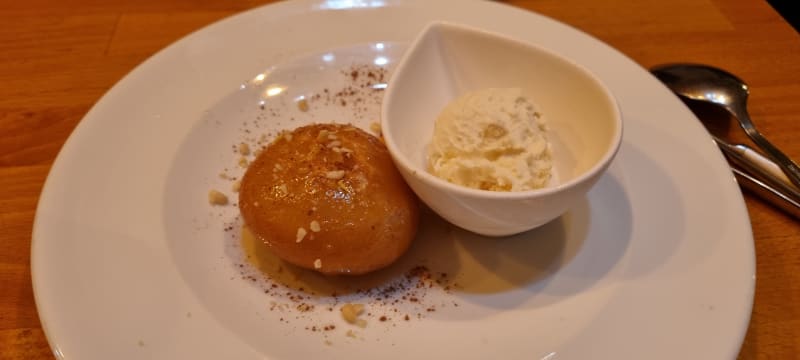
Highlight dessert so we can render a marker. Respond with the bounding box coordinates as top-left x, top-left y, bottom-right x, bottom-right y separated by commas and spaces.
239, 123, 419, 275
428, 88, 552, 191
